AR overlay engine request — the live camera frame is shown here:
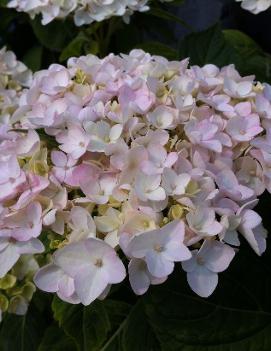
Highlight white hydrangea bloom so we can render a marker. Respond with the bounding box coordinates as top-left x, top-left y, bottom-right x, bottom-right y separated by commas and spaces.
236, 0, 271, 14
0, 47, 32, 125
8, 0, 174, 26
